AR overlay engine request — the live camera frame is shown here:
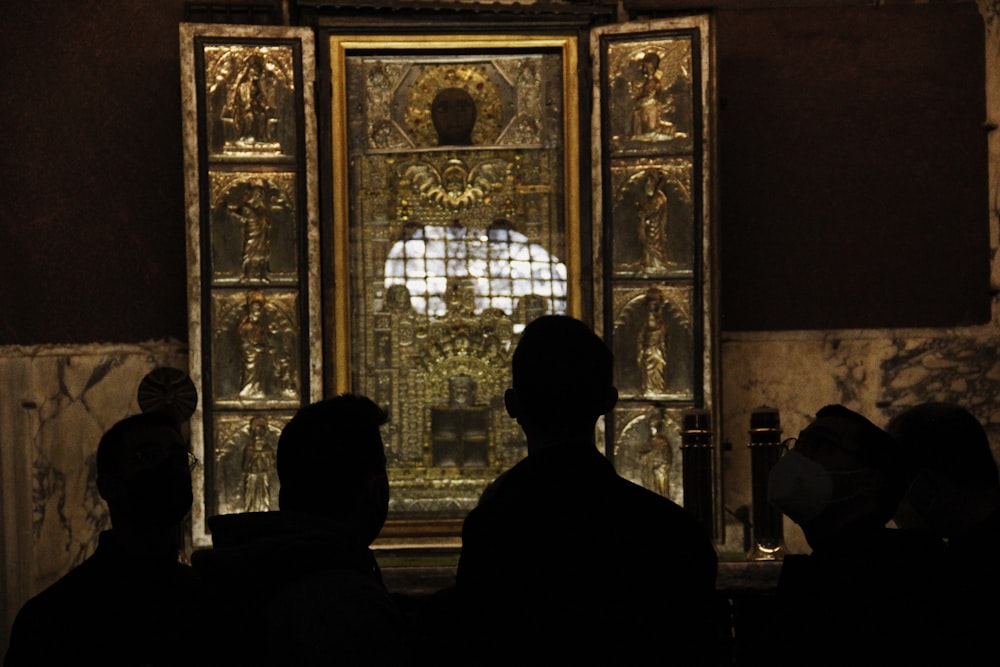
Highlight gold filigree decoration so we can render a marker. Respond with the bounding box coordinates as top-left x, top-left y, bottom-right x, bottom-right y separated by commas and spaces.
404, 65, 504, 147
205, 45, 296, 97
398, 157, 510, 211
